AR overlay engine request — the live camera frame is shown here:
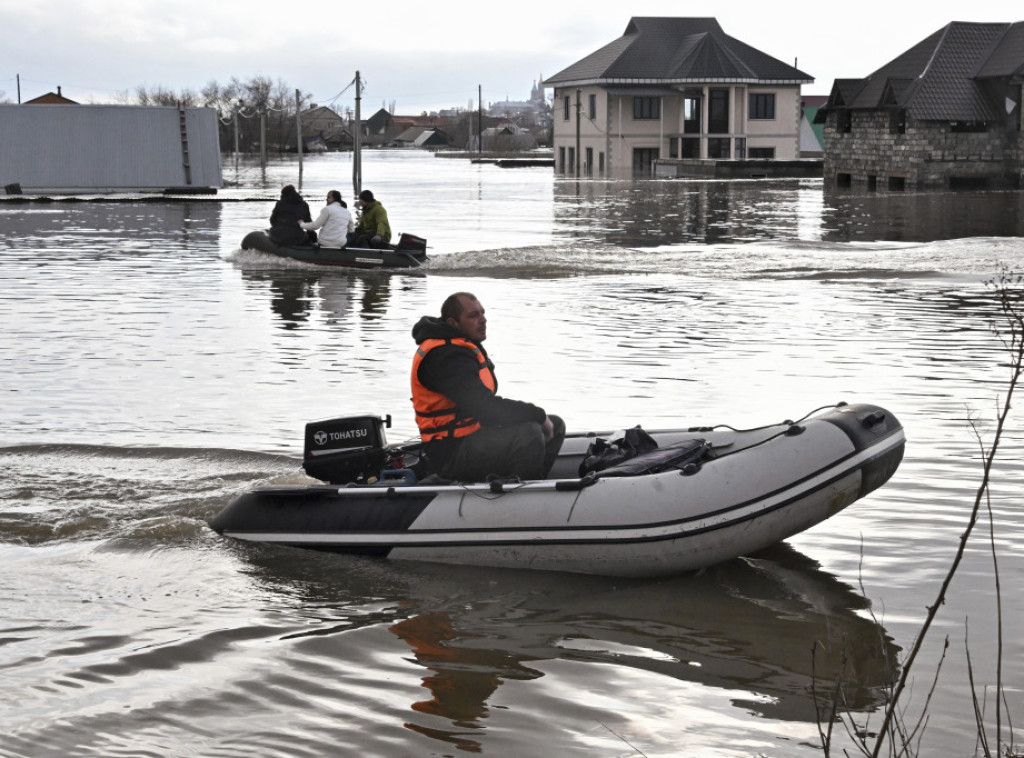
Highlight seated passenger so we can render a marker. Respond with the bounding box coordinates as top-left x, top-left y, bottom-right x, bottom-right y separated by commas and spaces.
269, 184, 313, 245
300, 190, 353, 248
347, 189, 391, 248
